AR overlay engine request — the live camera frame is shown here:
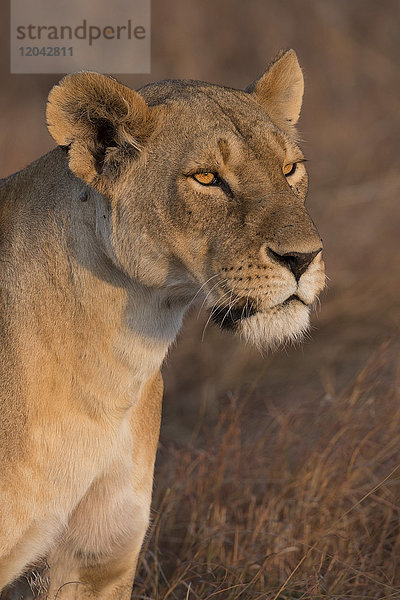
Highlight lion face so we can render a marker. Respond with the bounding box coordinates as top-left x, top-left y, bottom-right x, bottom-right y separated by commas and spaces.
47, 50, 325, 350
